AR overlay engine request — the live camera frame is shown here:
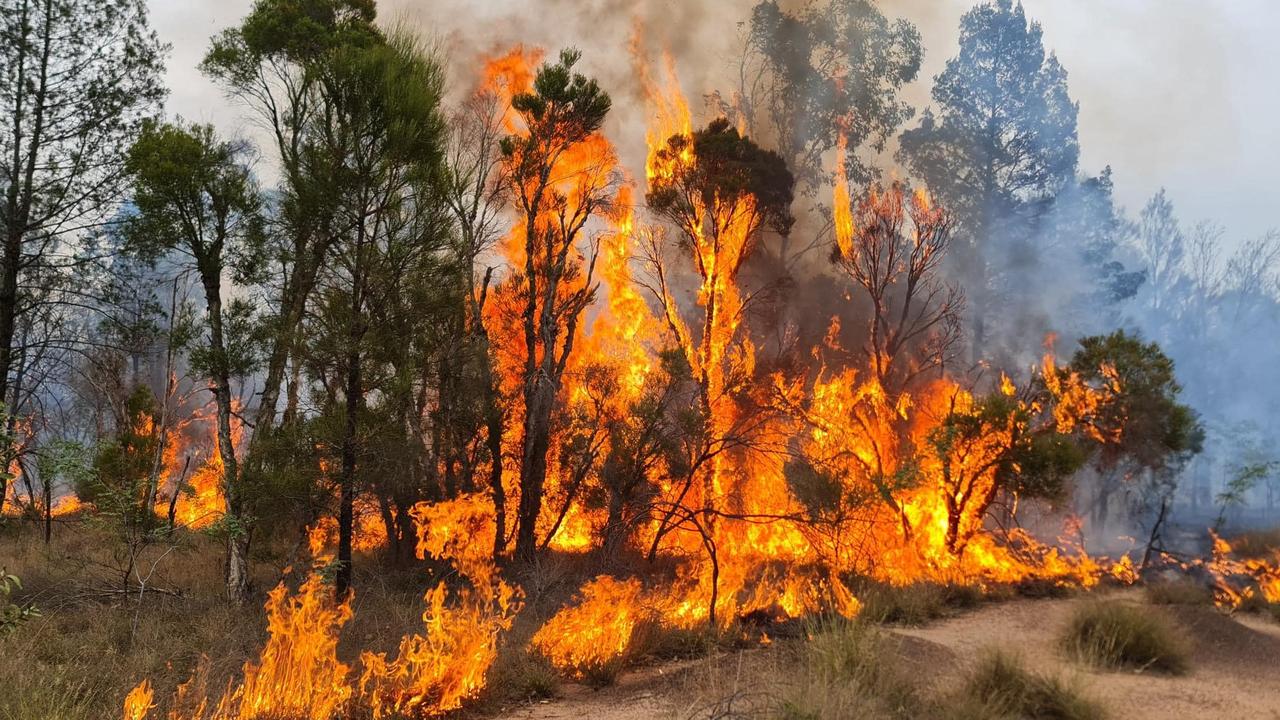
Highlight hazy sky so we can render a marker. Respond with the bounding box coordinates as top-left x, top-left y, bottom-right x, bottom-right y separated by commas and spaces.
150, 0, 1280, 243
